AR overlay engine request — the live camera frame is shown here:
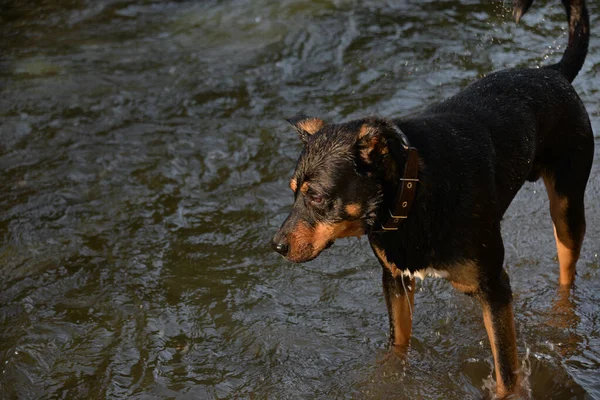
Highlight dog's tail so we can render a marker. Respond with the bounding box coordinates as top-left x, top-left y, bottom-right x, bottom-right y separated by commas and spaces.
514, 0, 589, 82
